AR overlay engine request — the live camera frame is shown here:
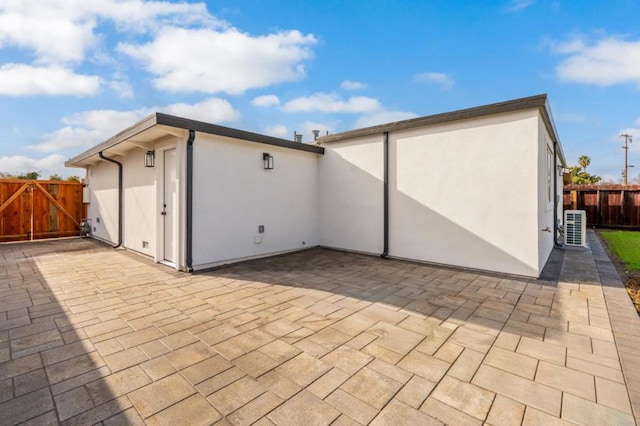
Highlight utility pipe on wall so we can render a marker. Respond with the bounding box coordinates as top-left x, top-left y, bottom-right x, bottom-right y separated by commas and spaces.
381, 131, 389, 258
185, 130, 196, 272
553, 140, 562, 247
98, 151, 123, 249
